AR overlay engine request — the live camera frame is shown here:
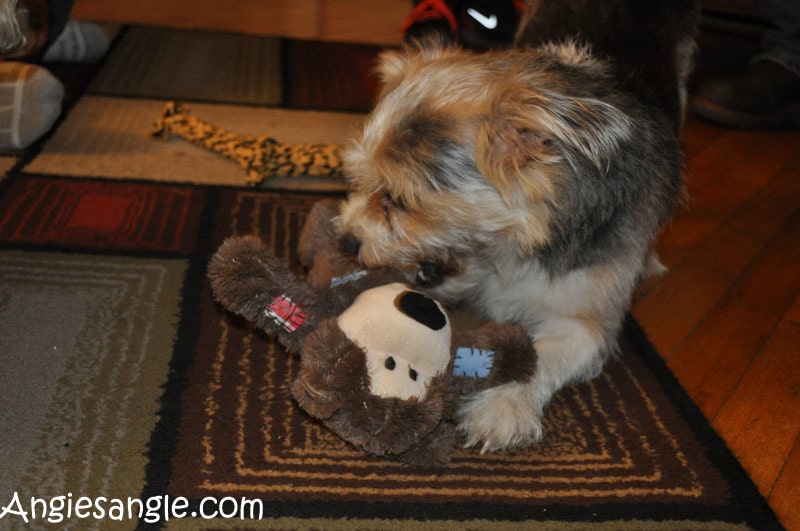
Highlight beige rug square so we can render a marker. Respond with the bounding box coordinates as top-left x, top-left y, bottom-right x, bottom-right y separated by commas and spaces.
26, 96, 364, 189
